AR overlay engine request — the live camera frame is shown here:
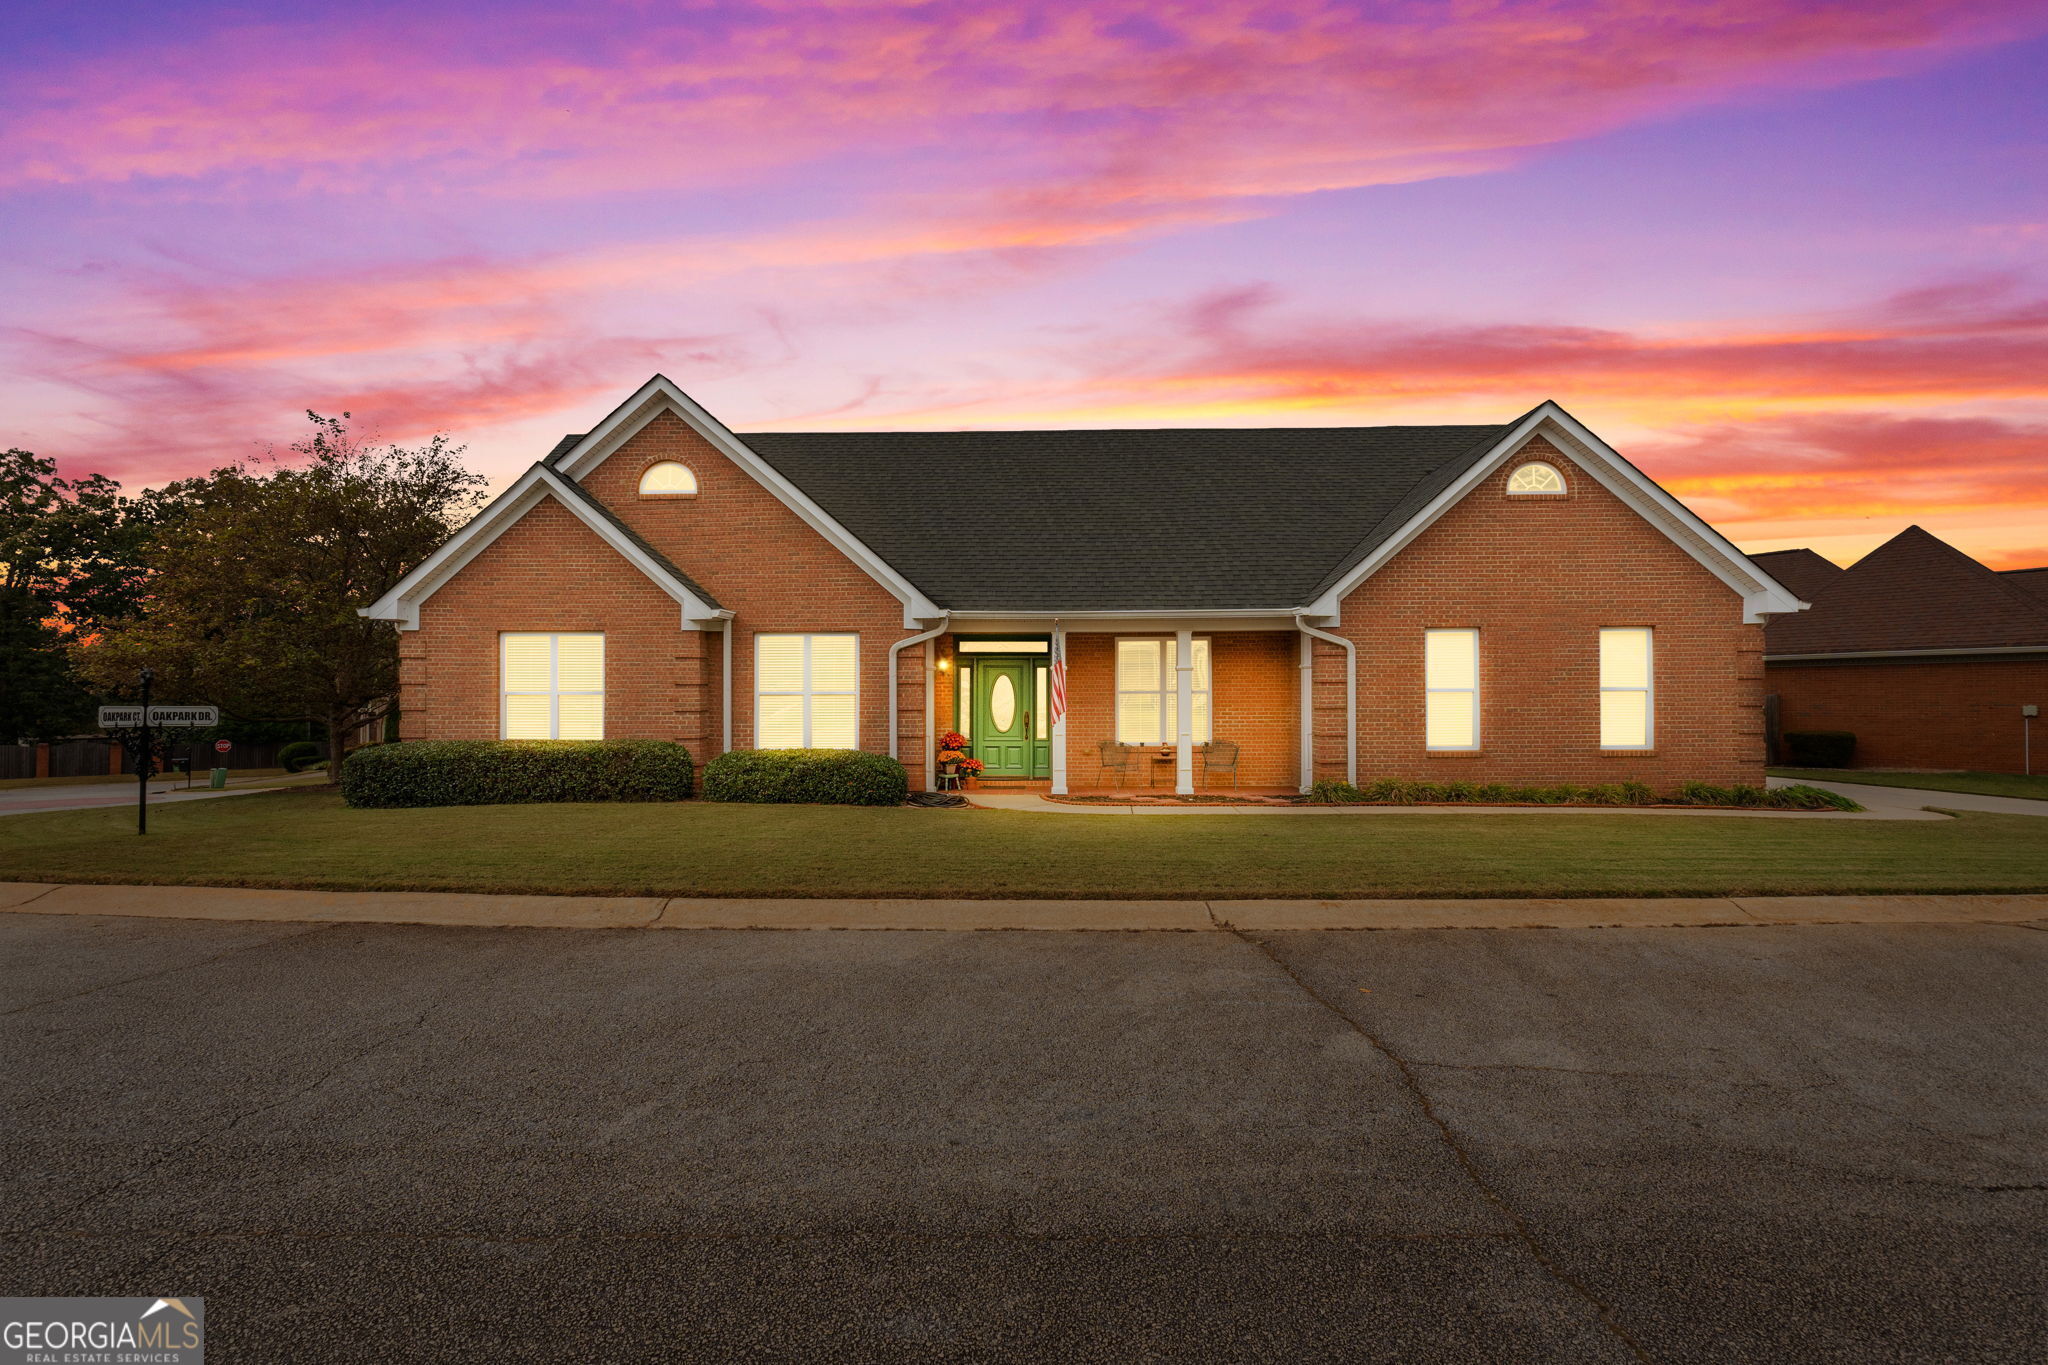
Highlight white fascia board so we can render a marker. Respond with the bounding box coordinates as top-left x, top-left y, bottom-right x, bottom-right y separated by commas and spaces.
358, 463, 721, 630
948, 610, 1300, 633
1305, 402, 1808, 626
550, 374, 944, 627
